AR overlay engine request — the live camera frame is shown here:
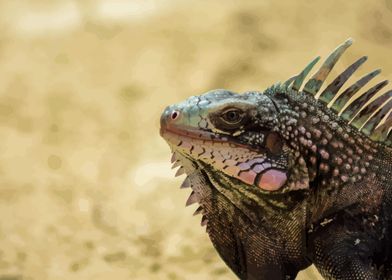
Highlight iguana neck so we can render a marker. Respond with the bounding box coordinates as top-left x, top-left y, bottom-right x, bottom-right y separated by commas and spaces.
267, 88, 392, 226
271, 89, 381, 189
